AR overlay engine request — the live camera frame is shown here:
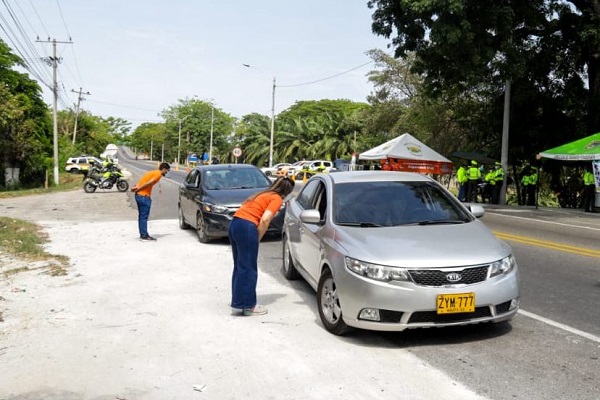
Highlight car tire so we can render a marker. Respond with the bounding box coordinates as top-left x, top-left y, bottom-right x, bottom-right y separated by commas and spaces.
68, 168, 78, 174
282, 235, 300, 280
178, 205, 190, 229
196, 212, 210, 243
317, 268, 349, 336
265, 171, 272, 177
